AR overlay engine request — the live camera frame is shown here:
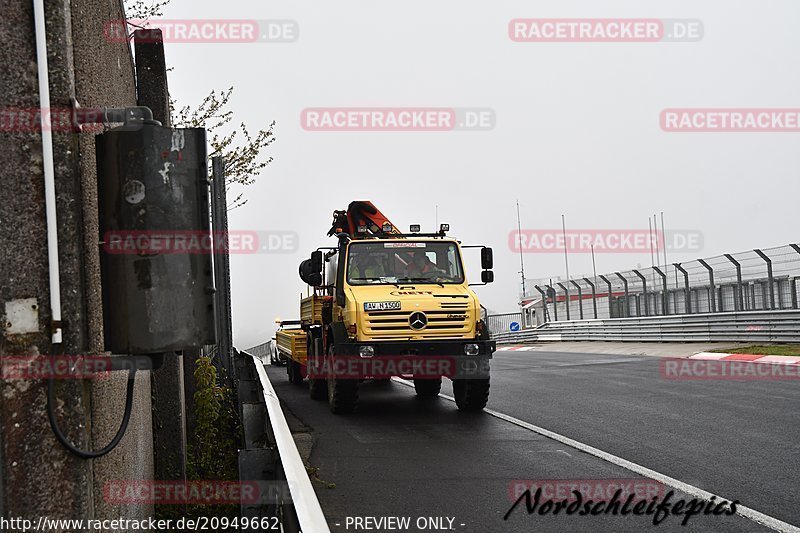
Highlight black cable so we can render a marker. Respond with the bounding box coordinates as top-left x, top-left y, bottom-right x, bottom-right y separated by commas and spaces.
47, 365, 137, 459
